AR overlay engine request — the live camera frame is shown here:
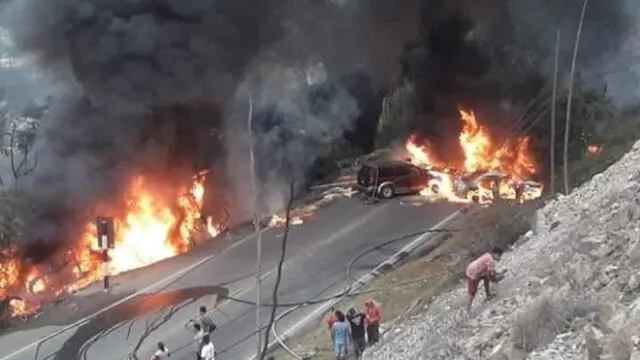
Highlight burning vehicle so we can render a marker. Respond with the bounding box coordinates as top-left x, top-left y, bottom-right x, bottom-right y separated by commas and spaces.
356, 161, 442, 199
403, 108, 543, 204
